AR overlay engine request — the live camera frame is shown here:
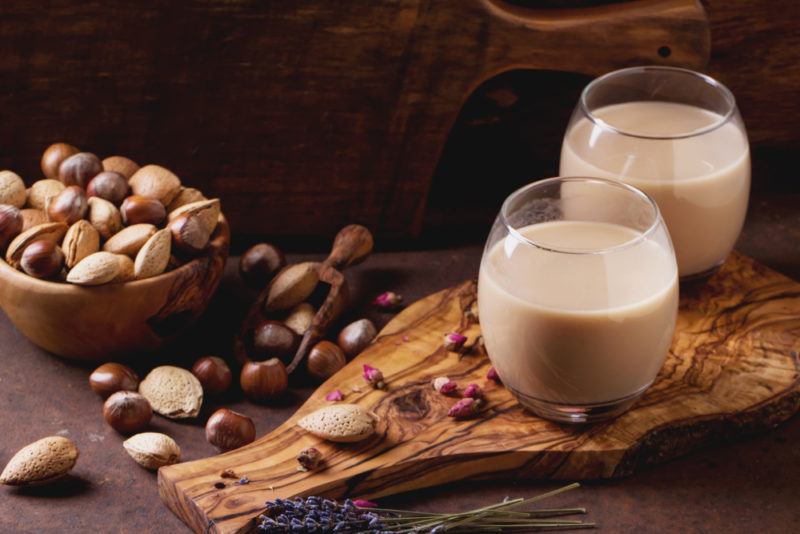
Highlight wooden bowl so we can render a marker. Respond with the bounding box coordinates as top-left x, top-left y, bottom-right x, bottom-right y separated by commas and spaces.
0, 218, 230, 361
